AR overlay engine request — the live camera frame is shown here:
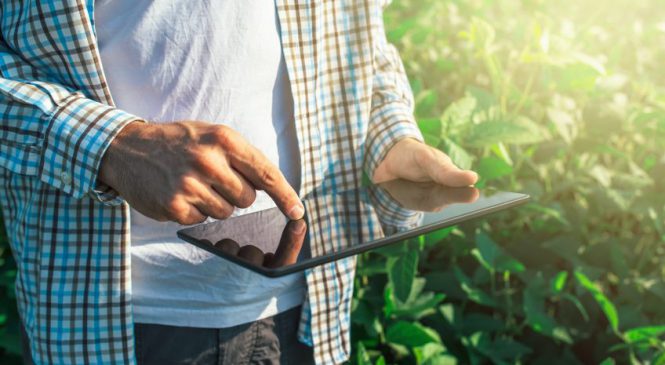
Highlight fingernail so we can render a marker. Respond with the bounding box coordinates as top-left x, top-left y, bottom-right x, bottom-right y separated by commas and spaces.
290, 219, 306, 234
288, 204, 305, 219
